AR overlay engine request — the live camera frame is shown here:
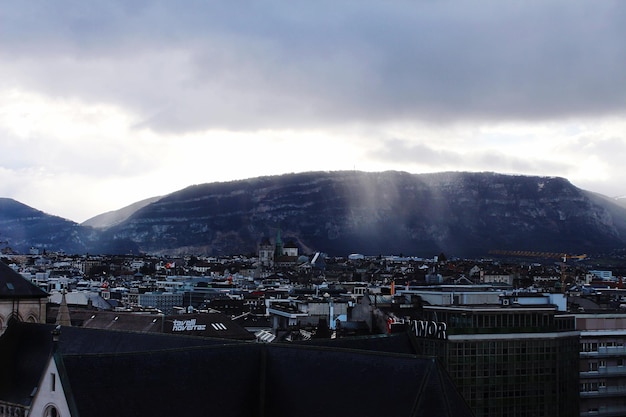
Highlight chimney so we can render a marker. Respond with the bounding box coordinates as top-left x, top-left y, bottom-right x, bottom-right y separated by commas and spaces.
51, 325, 61, 344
